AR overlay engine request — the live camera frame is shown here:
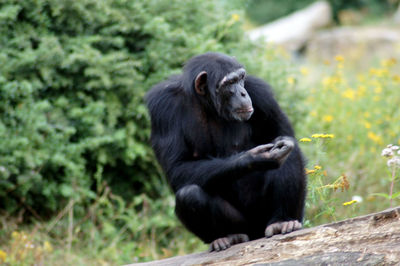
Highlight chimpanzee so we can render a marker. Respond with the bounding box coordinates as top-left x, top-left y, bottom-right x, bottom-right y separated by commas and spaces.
145, 52, 306, 252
